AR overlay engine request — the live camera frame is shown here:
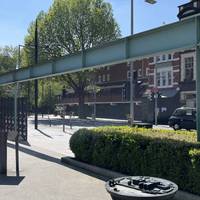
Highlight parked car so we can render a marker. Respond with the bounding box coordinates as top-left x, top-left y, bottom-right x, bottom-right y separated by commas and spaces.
168, 107, 196, 131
